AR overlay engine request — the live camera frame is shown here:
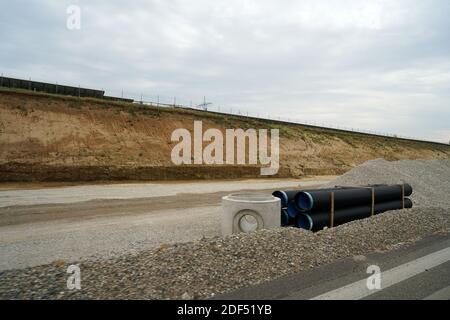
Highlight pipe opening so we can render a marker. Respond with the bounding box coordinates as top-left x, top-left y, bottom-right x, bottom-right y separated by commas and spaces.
228, 193, 274, 202
287, 201, 300, 218
281, 209, 289, 226
239, 214, 258, 233
272, 191, 288, 207
295, 213, 313, 230
296, 192, 314, 211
